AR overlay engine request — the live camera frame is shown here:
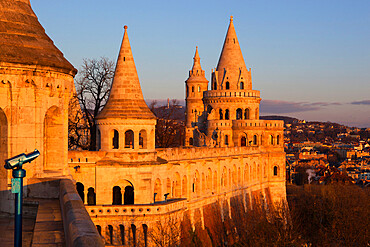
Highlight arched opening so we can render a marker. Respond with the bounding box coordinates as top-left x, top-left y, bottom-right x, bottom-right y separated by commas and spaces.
197, 85, 201, 92
225, 81, 230, 89
277, 135, 280, 145
240, 81, 244, 89
236, 108, 243, 120
44, 106, 63, 170
240, 135, 247, 147
0, 108, 8, 193
108, 225, 113, 245
113, 186, 122, 205
219, 109, 223, 120
186, 85, 189, 97
131, 224, 137, 247
139, 129, 147, 149
270, 135, 274, 145
87, 187, 96, 205
97, 129, 101, 150
96, 225, 102, 236
119, 225, 125, 245
182, 175, 188, 197
274, 166, 279, 176
189, 137, 193, 146
213, 82, 217, 90
192, 86, 194, 93
225, 109, 230, 120
244, 108, 250, 119
154, 178, 162, 202
224, 135, 229, 146
125, 130, 134, 149
76, 182, 84, 203
253, 135, 257, 145
207, 105, 213, 114
143, 224, 148, 247
112, 129, 119, 149
124, 185, 134, 205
